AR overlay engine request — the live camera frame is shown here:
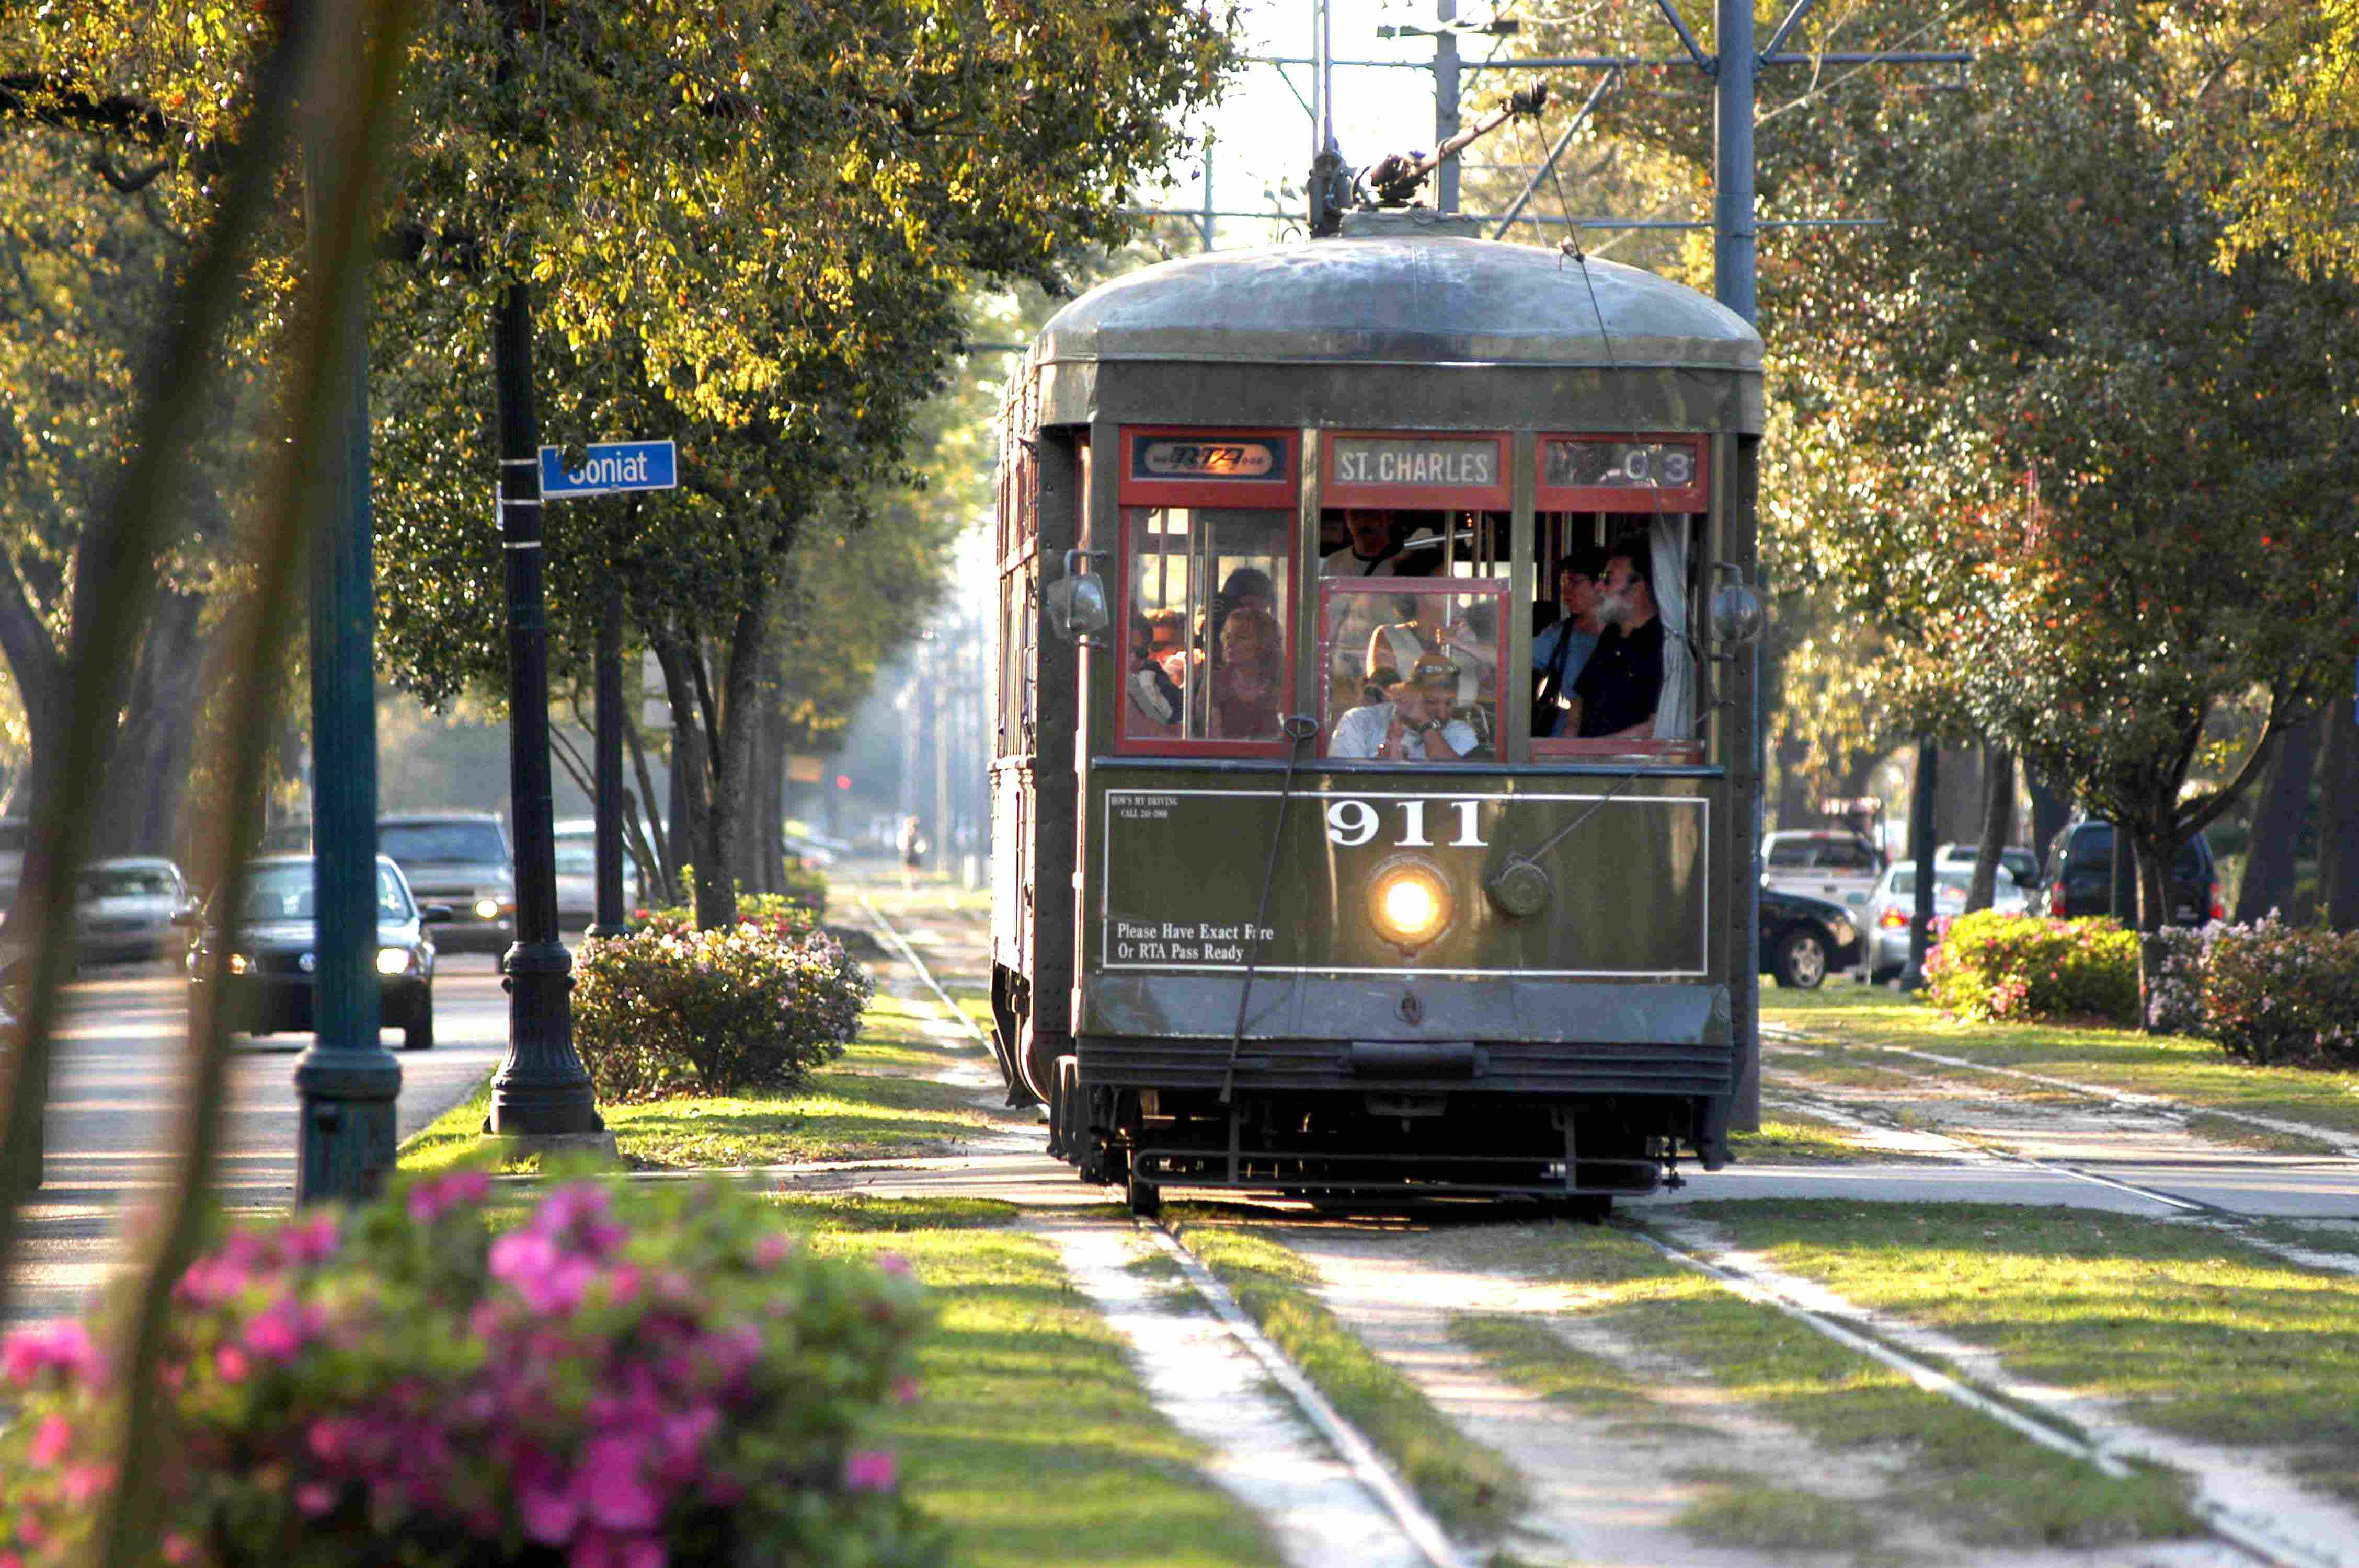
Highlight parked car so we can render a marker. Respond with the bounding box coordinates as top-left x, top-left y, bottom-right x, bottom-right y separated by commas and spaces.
376, 813, 514, 954
73, 856, 189, 963
551, 818, 647, 926
1932, 841, 2041, 889
1759, 885, 1862, 990
1860, 863, 2029, 983
781, 830, 838, 869
182, 854, 446, 1049
1761, 828, 1886, 908
2039, 821, 2222, 927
